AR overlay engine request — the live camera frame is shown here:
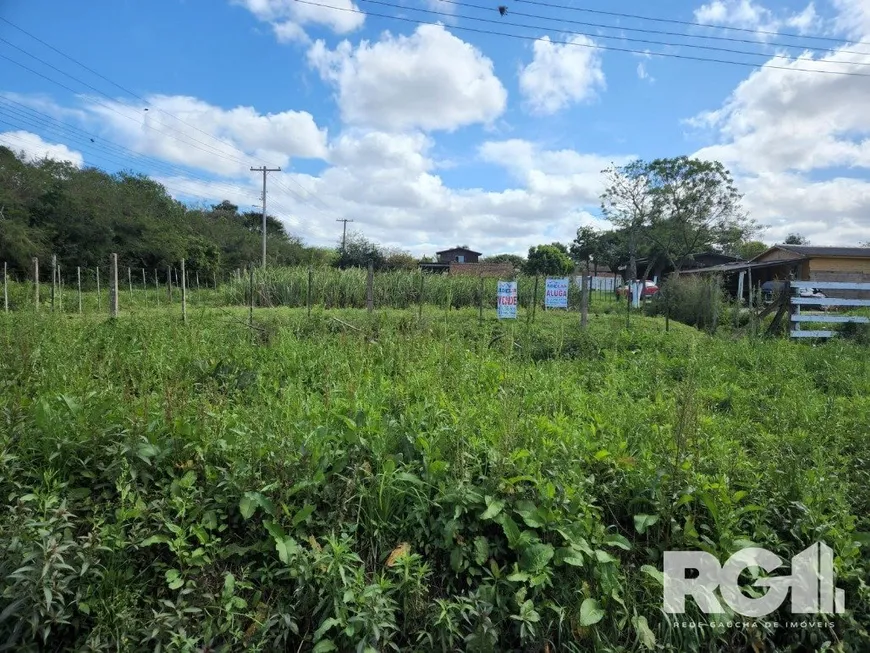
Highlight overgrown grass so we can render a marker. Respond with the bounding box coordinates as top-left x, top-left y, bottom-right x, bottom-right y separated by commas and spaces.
1, 308, 868, 651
